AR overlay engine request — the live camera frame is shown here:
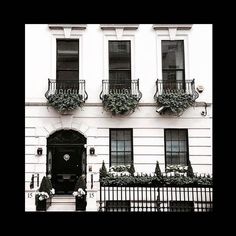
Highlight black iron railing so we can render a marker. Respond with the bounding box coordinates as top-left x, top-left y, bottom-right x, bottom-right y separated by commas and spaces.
154, 79, 199, 101
45, 79, 88, 102
99, 186, 213, 212
100, 79, 142, 101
